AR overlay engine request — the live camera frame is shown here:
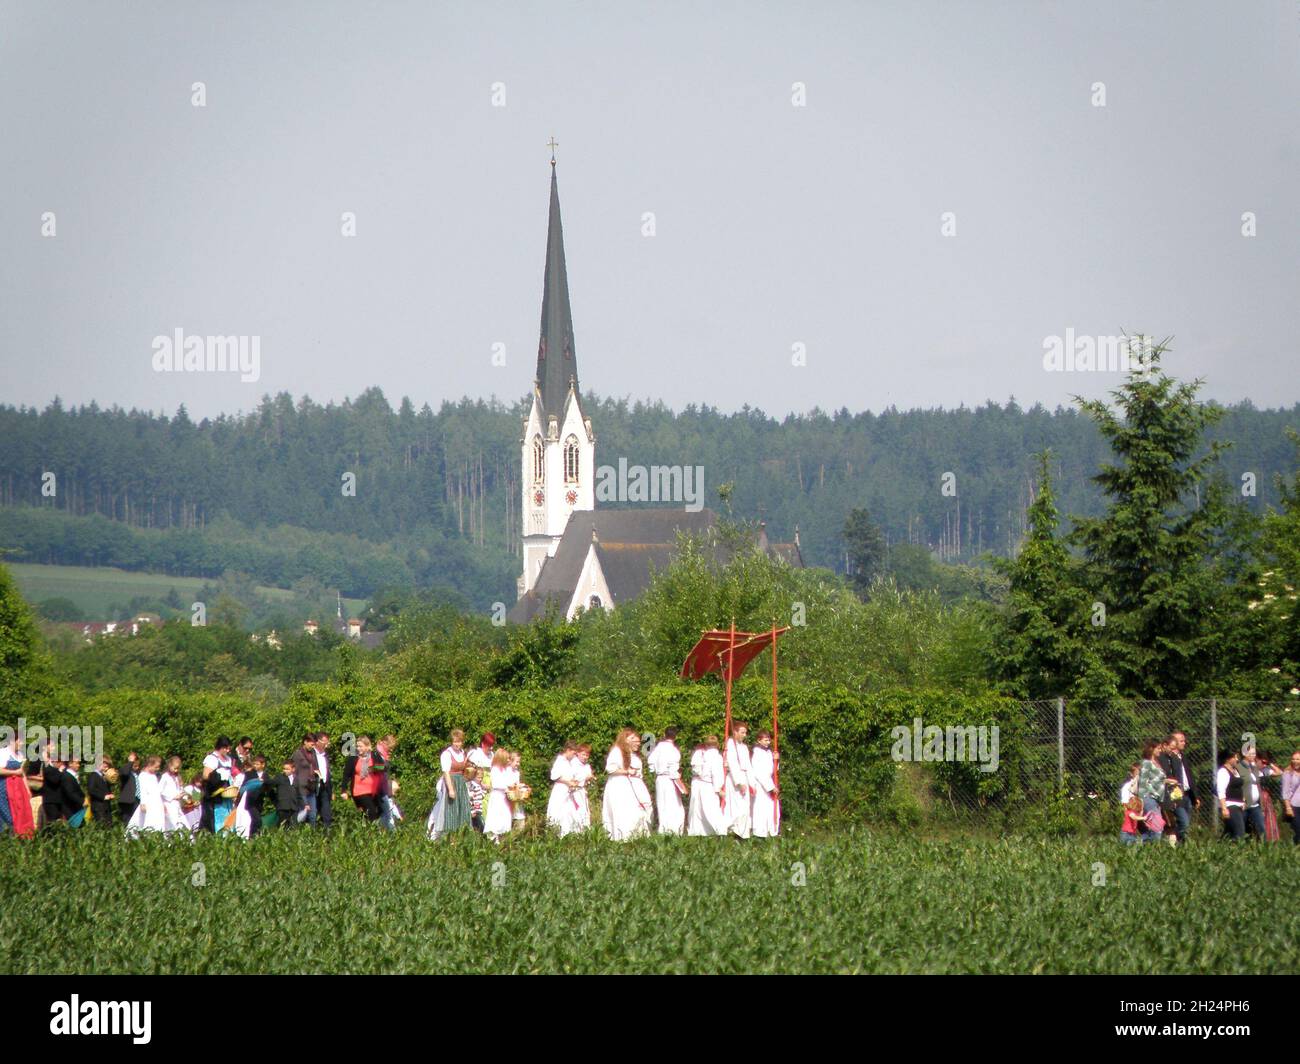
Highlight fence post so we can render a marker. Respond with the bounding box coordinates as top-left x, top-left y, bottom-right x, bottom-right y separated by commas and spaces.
1056, 696, 1065, 790
1209, 698, 1218, 806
